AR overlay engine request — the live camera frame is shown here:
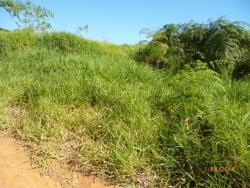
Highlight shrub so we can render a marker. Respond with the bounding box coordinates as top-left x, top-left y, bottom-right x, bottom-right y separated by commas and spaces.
135, 41, 168, 68
232, 51, 250, 80
136, 18, 250, 78
154, 65, 250, 187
